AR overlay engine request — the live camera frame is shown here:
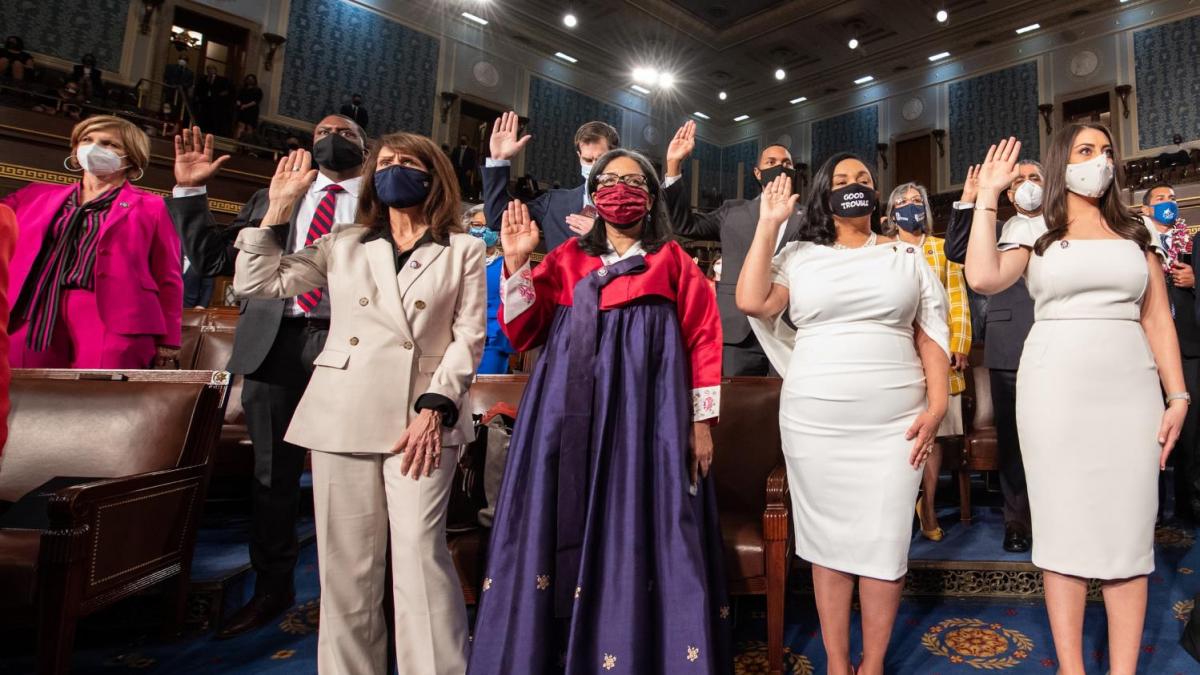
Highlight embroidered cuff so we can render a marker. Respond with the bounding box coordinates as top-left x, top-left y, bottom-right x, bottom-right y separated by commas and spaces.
500, 261, 535, 322
234, 227, 283, 256
692, 385, 720, 422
